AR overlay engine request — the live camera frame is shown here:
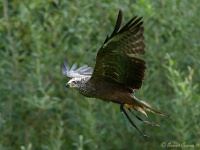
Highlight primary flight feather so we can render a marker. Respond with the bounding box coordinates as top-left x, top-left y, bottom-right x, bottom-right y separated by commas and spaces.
62, 10, 171, 137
